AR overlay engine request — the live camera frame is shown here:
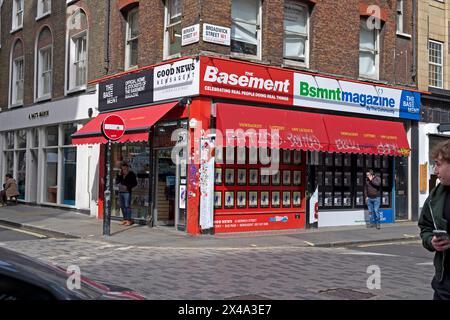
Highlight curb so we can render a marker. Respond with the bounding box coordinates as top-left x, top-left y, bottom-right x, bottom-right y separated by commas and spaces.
0, 220, 80, 240
313, 236, 421, 248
